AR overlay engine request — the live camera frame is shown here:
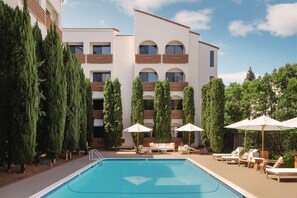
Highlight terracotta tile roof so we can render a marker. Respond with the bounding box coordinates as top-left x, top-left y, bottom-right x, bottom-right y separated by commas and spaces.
134, 9, 190, 29
62, 28, 120, 32
199, 41, 219, 49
